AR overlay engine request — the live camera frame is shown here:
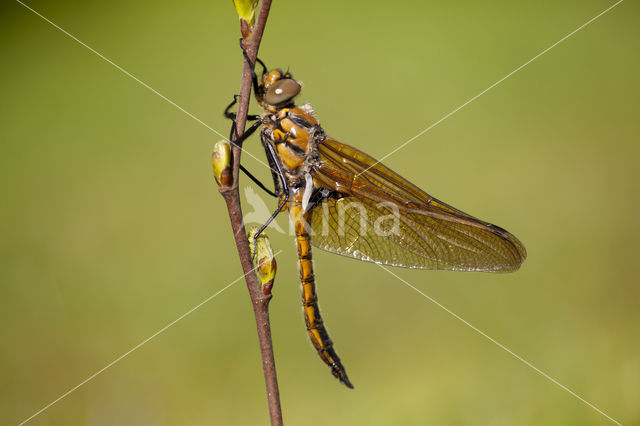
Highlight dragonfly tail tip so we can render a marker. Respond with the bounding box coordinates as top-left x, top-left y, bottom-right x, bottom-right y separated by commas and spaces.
339, 373, 354, 389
